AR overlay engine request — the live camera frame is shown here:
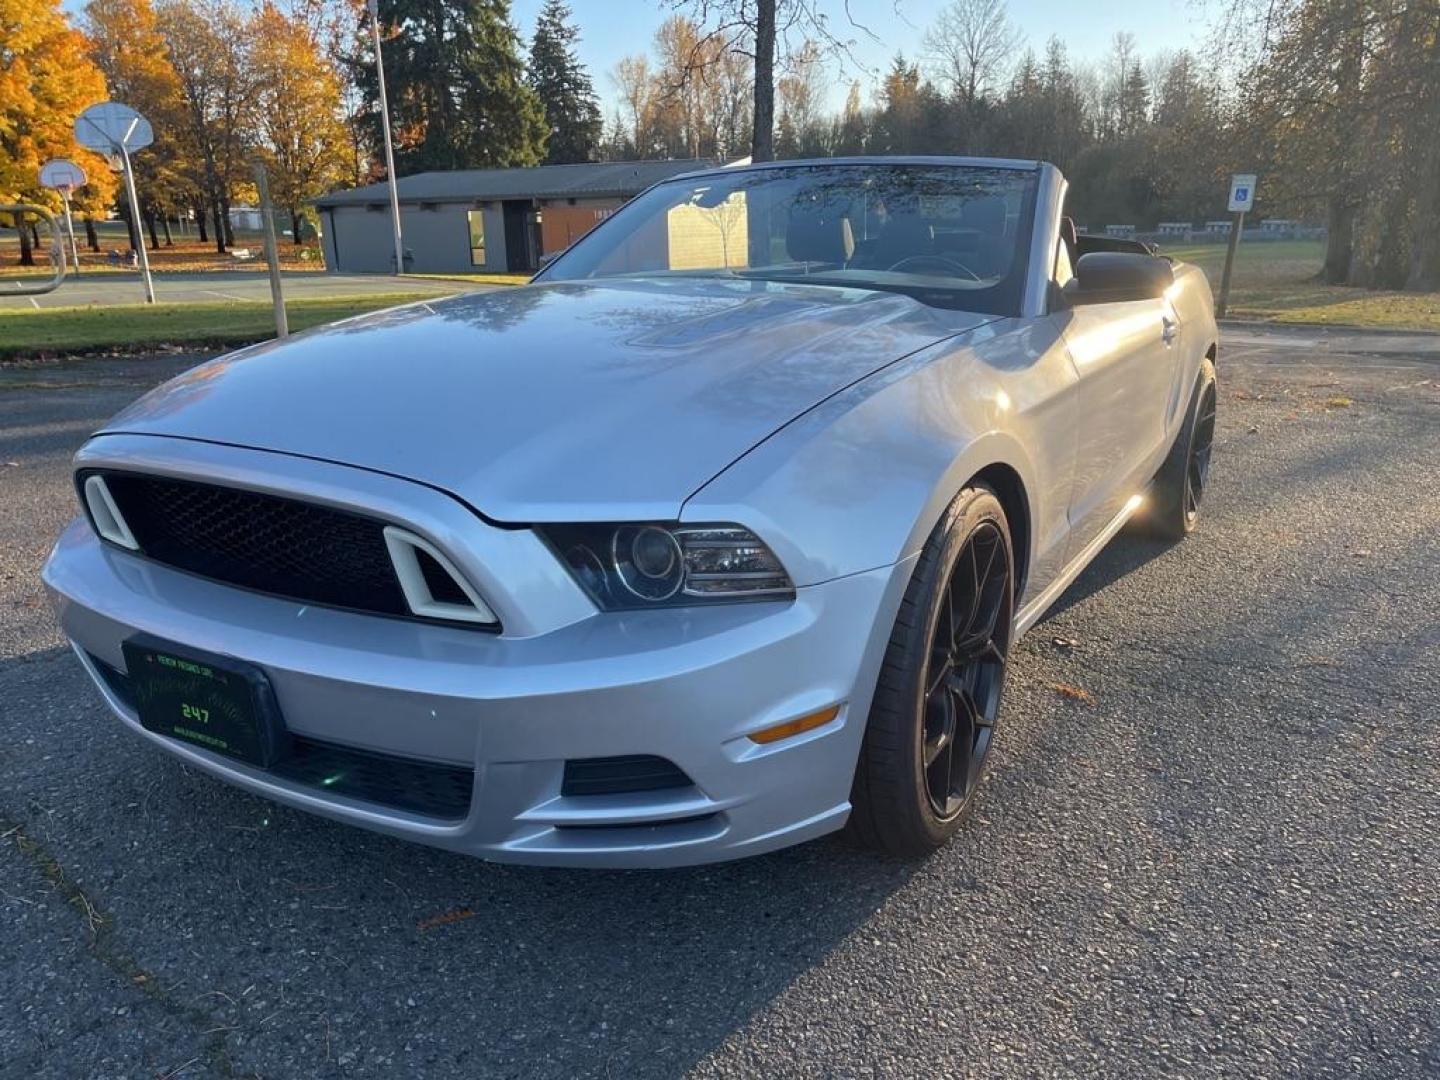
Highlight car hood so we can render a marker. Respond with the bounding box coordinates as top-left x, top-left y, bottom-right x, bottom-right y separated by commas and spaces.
101, 278, 996, 521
